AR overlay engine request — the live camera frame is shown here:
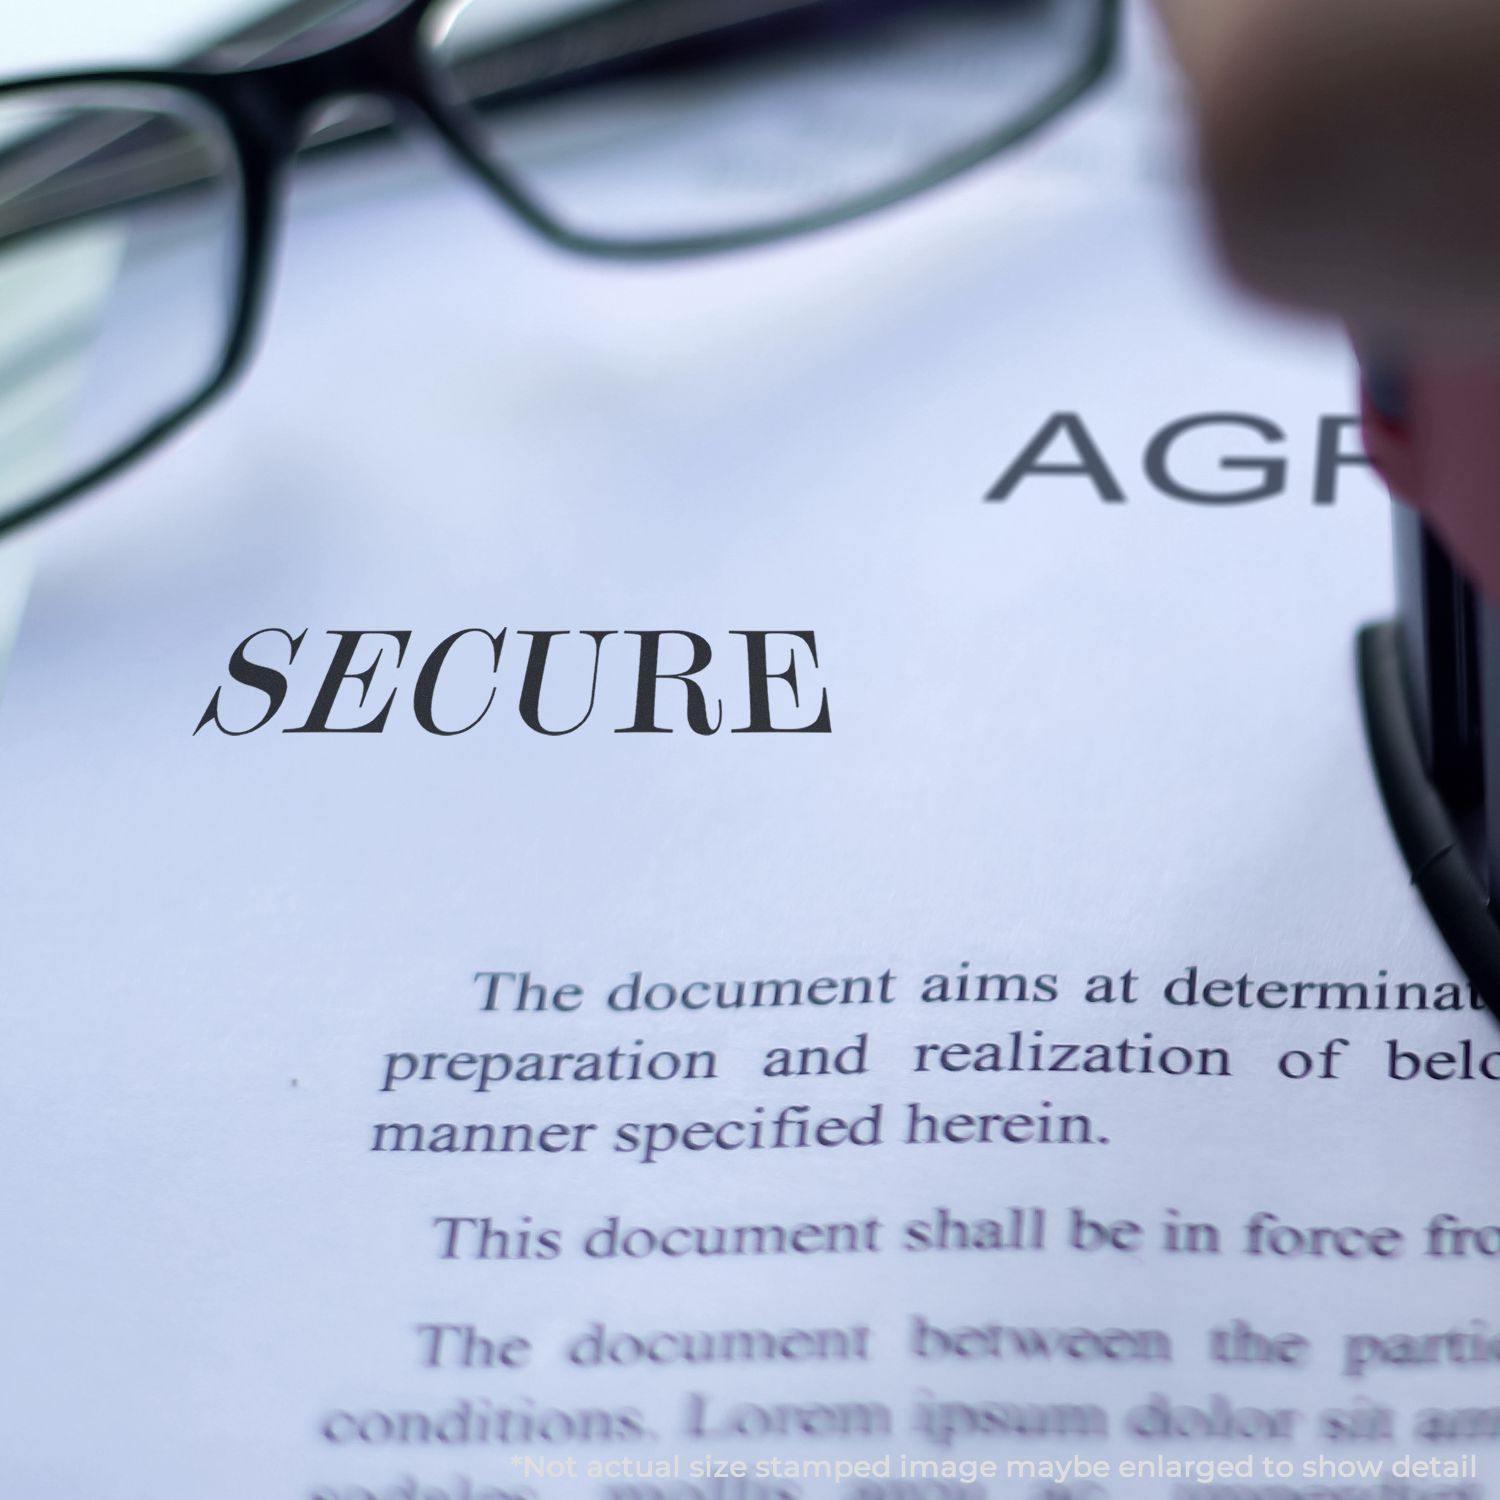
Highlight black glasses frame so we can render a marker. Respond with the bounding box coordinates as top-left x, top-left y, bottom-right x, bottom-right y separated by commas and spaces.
0, 0, 1120, 540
